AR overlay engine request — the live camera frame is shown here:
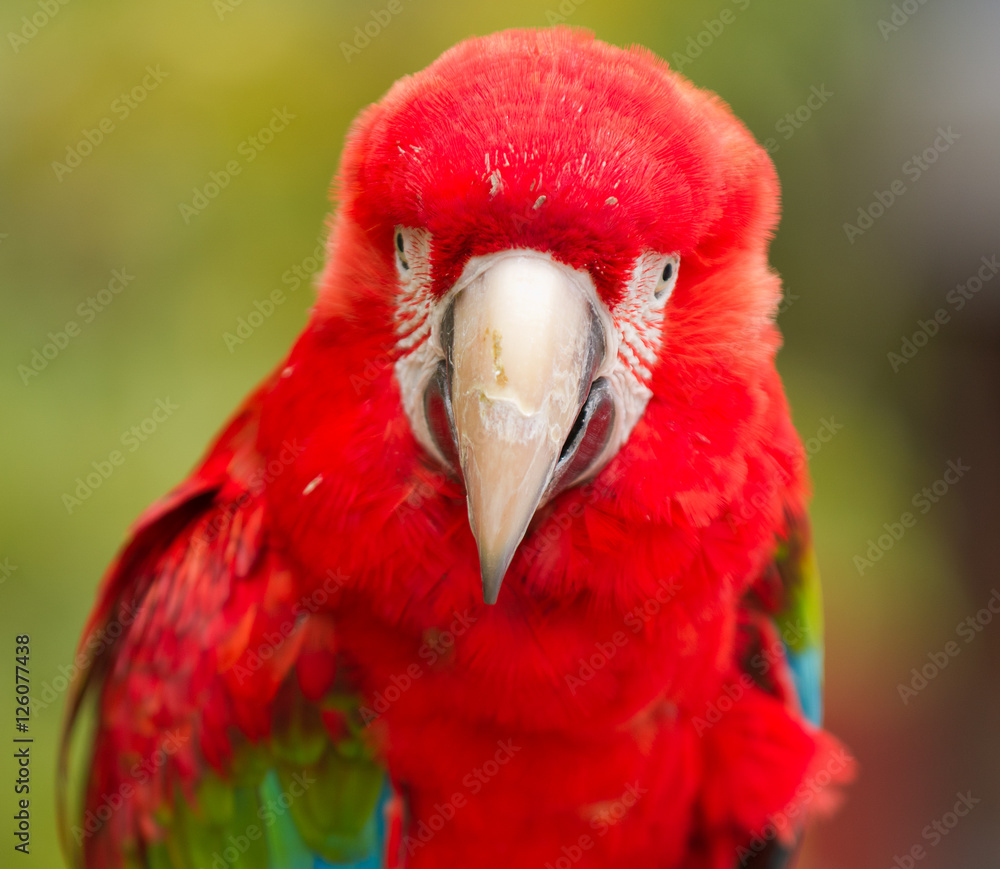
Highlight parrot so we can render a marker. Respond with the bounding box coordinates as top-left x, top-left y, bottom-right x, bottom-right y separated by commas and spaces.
59, 26, 852, 869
